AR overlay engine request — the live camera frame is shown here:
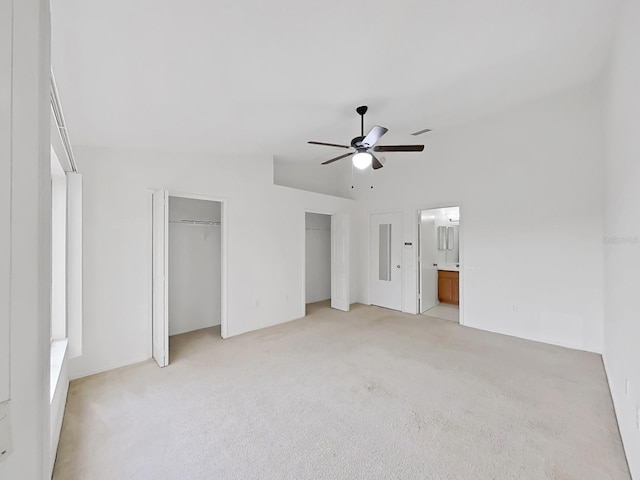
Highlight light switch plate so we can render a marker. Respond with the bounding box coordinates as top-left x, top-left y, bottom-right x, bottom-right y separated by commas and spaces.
0, 401, 11, 462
